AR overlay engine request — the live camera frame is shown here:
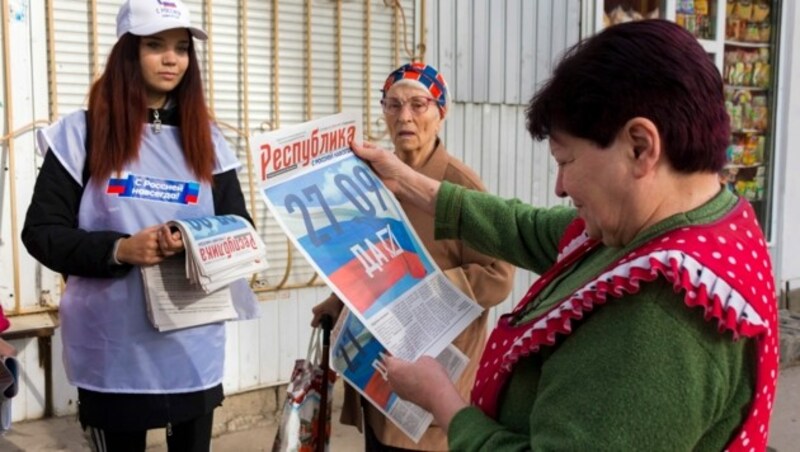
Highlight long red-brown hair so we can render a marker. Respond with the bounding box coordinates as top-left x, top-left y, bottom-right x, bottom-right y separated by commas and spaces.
87, 32, 215, 183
